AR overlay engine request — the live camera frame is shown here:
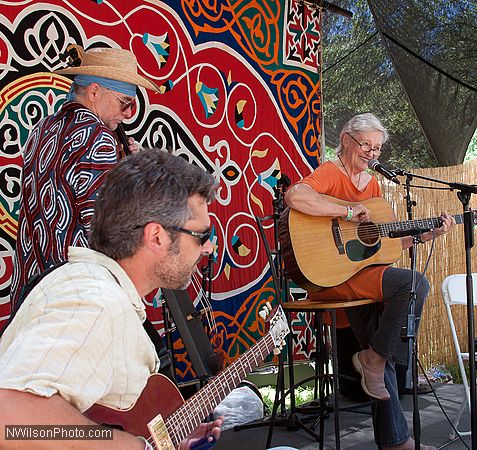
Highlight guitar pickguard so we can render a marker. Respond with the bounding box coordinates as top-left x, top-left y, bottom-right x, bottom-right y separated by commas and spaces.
345, 239, 381, 262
